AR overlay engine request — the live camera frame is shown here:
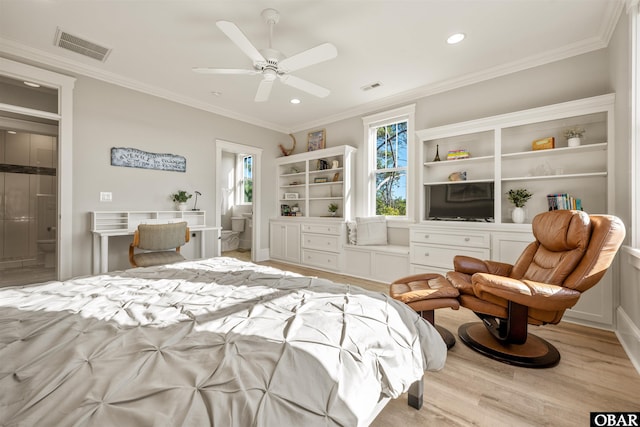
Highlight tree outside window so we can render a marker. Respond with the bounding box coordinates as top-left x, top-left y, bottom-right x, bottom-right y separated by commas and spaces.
374, 121, 407, 216
241, 155, 253, 204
